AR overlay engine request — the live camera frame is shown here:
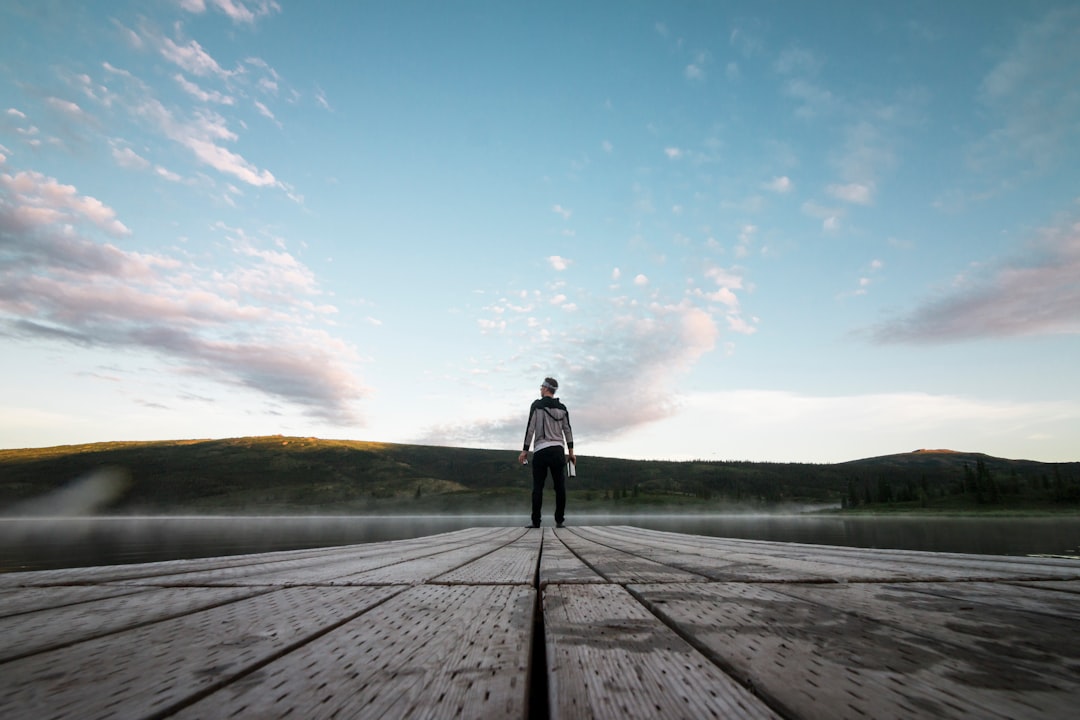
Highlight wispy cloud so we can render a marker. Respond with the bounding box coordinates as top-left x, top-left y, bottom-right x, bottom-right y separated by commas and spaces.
763, 175, 792, 193
174, 74, 236, 105
0, 157, 364, 422
138, 98, 278, 187
870, 221, 1080, 342
160, 36, 233, 79
801, 200, 844, 232
111, 145, 151, 171
827, 181, 874, 205
971, 6, 1080, 177
179, 0, 282, 25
